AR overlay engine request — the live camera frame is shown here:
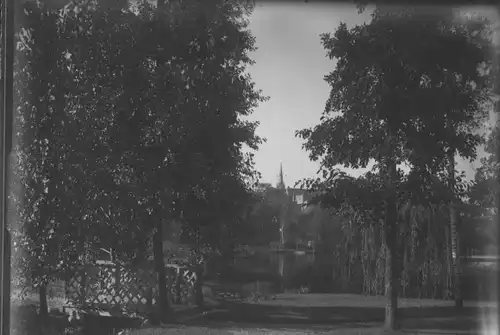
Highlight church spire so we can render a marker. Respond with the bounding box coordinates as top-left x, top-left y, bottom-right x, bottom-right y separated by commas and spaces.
276, 162, 286, 190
